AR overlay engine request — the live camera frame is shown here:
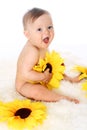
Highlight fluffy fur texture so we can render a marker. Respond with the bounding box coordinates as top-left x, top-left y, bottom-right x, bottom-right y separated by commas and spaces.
0, 52, 87, 130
